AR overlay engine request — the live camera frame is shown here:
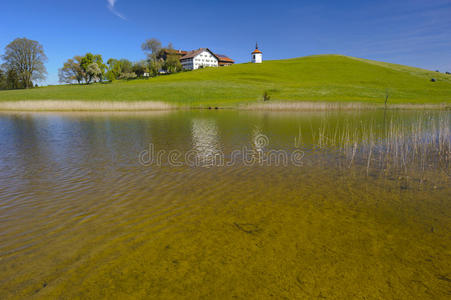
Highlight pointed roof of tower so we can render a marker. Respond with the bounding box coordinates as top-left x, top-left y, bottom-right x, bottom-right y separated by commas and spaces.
252, 42, 262, 54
